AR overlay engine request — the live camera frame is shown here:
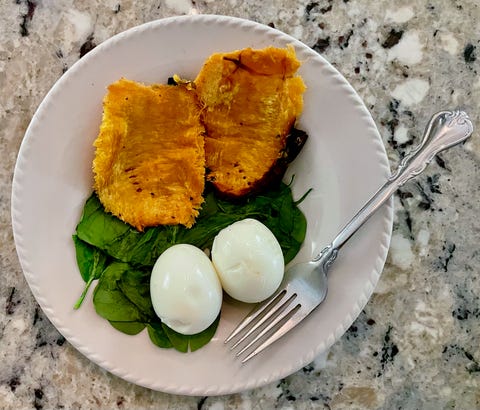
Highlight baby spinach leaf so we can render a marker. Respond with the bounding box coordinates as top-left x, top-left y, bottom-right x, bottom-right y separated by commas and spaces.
76, 195, 131, 247
93, 262, 147, 322
76, 195, 165, 266
290, 205, 308, 243
161, 323, 189, 353
147, 322, 173, 349
109, 321, 145, 335
159, 315, 221, 353
72, 235, 109, 309
188, 315, 221, 352
76, 194, 184, 267
118, 268, 156, 318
